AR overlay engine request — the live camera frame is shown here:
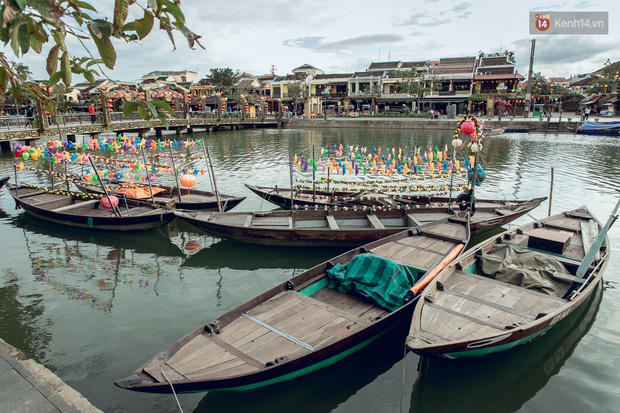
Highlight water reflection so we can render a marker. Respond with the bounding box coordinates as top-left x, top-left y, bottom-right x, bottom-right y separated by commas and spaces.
0, 270, 53, 362
409, 283, 603, 413
10, 212, 184, 312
